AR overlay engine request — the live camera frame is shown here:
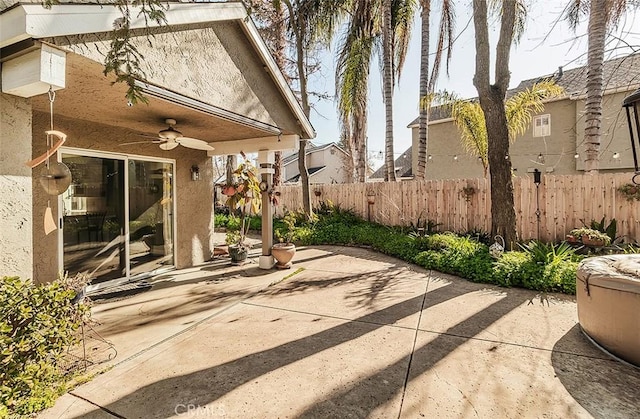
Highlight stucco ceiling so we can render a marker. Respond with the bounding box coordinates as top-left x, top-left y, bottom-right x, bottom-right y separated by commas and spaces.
30, 52, 273, 145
